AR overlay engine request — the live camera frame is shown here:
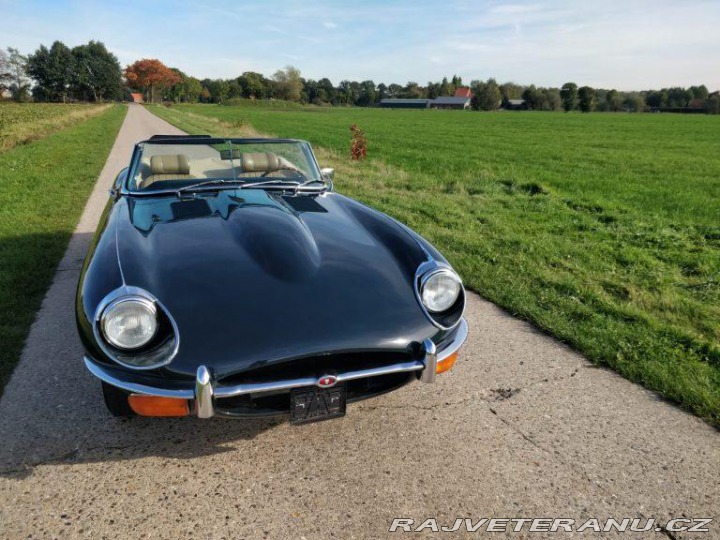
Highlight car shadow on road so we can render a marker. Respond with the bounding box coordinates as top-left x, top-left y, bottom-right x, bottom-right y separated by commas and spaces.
0, 414, 284, 480
0, 232, 282, 478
